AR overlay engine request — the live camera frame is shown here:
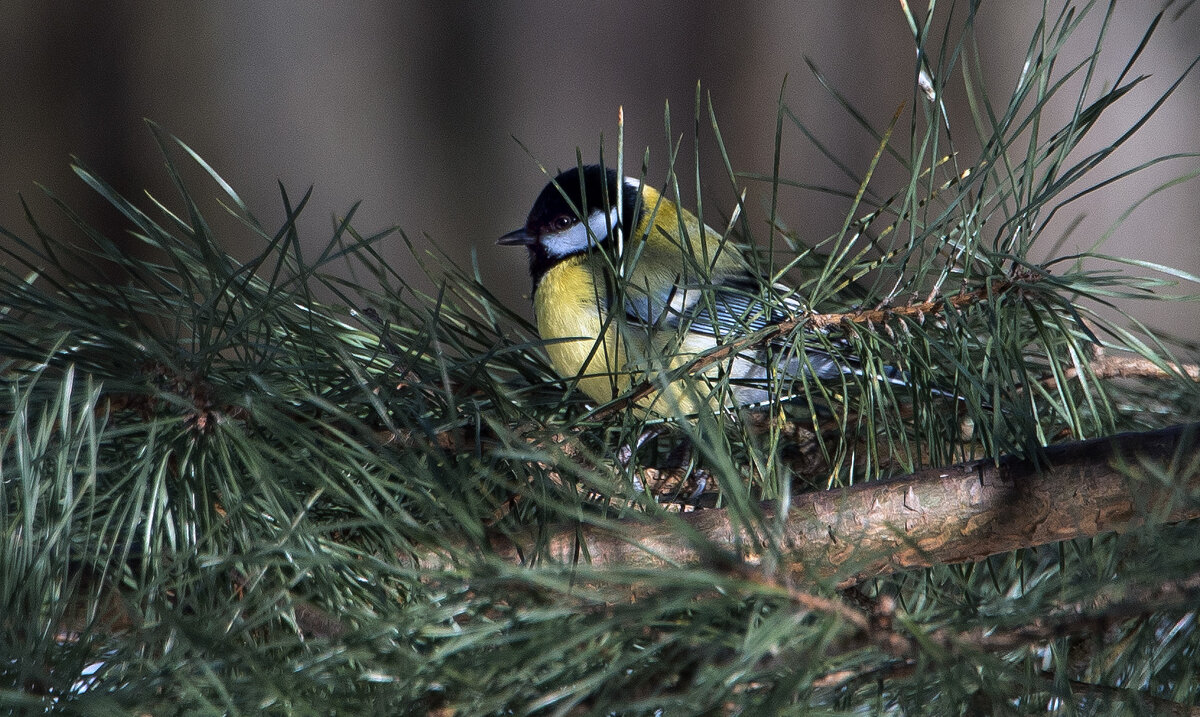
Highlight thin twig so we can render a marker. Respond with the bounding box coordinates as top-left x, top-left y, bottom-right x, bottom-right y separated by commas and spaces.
1042, 351, 1200, 390
589, 276, 1021, 421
